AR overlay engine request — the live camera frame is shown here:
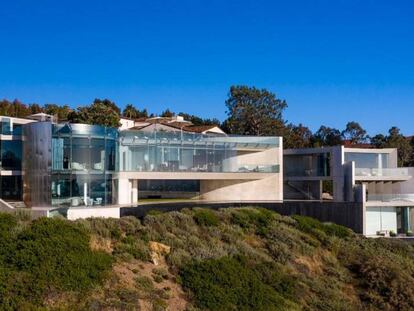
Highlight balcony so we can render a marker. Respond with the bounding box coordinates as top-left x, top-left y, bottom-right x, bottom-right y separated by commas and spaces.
355, 168, 411, 181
